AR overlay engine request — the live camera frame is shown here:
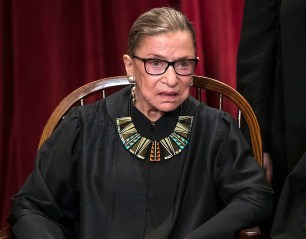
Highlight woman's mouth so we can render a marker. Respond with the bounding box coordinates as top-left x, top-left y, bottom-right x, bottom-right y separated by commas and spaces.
159, 92, 178, 100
